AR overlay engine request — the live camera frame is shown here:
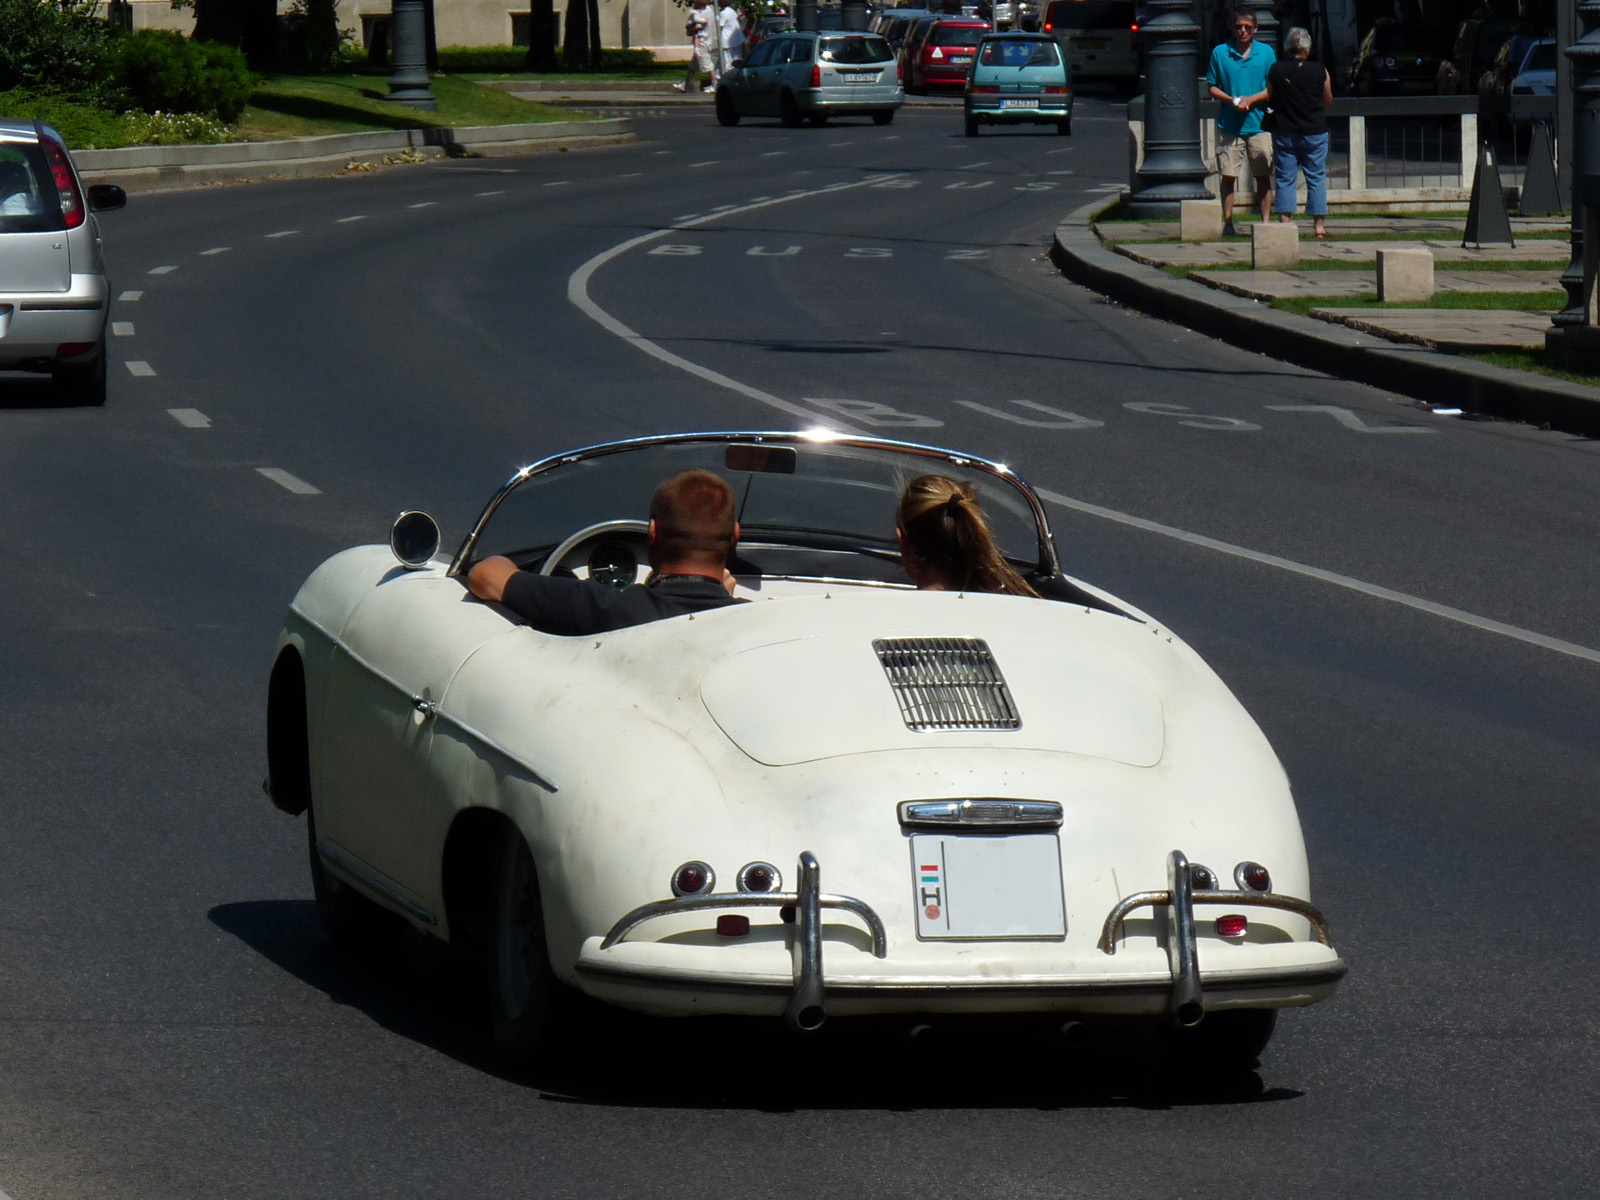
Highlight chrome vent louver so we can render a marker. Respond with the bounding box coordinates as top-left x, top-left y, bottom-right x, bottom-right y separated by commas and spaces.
872, 637, 1020, 732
